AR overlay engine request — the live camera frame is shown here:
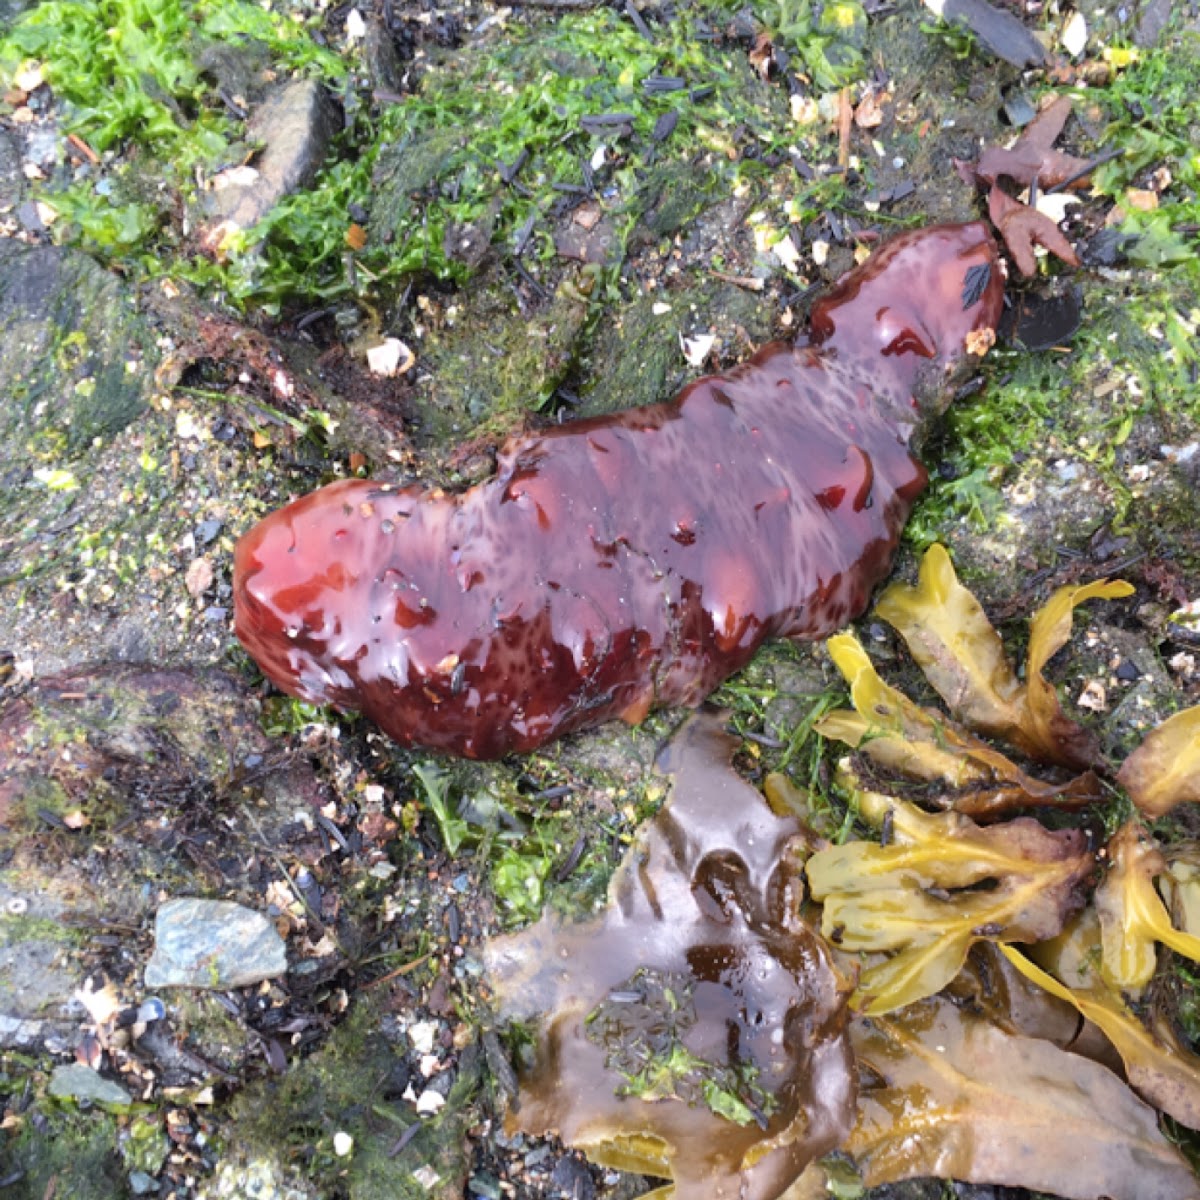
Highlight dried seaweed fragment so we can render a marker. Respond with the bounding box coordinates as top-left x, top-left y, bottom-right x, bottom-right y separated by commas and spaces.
975, 95, 1093, 191
874, 543, 1133, 769
964, 95, 1094, 274
806, 774, 1092, 1013
482, 712, 855, 1200
1117, 704, 1200, 815
988, 183, 1082, 277
843, 996, 1199, 1200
